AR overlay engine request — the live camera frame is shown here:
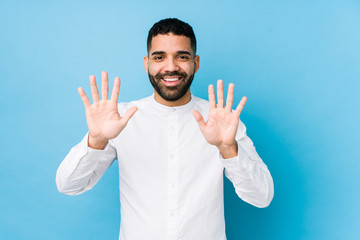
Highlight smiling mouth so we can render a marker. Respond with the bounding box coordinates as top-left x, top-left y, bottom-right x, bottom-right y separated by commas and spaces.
161, 76, 183, 86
